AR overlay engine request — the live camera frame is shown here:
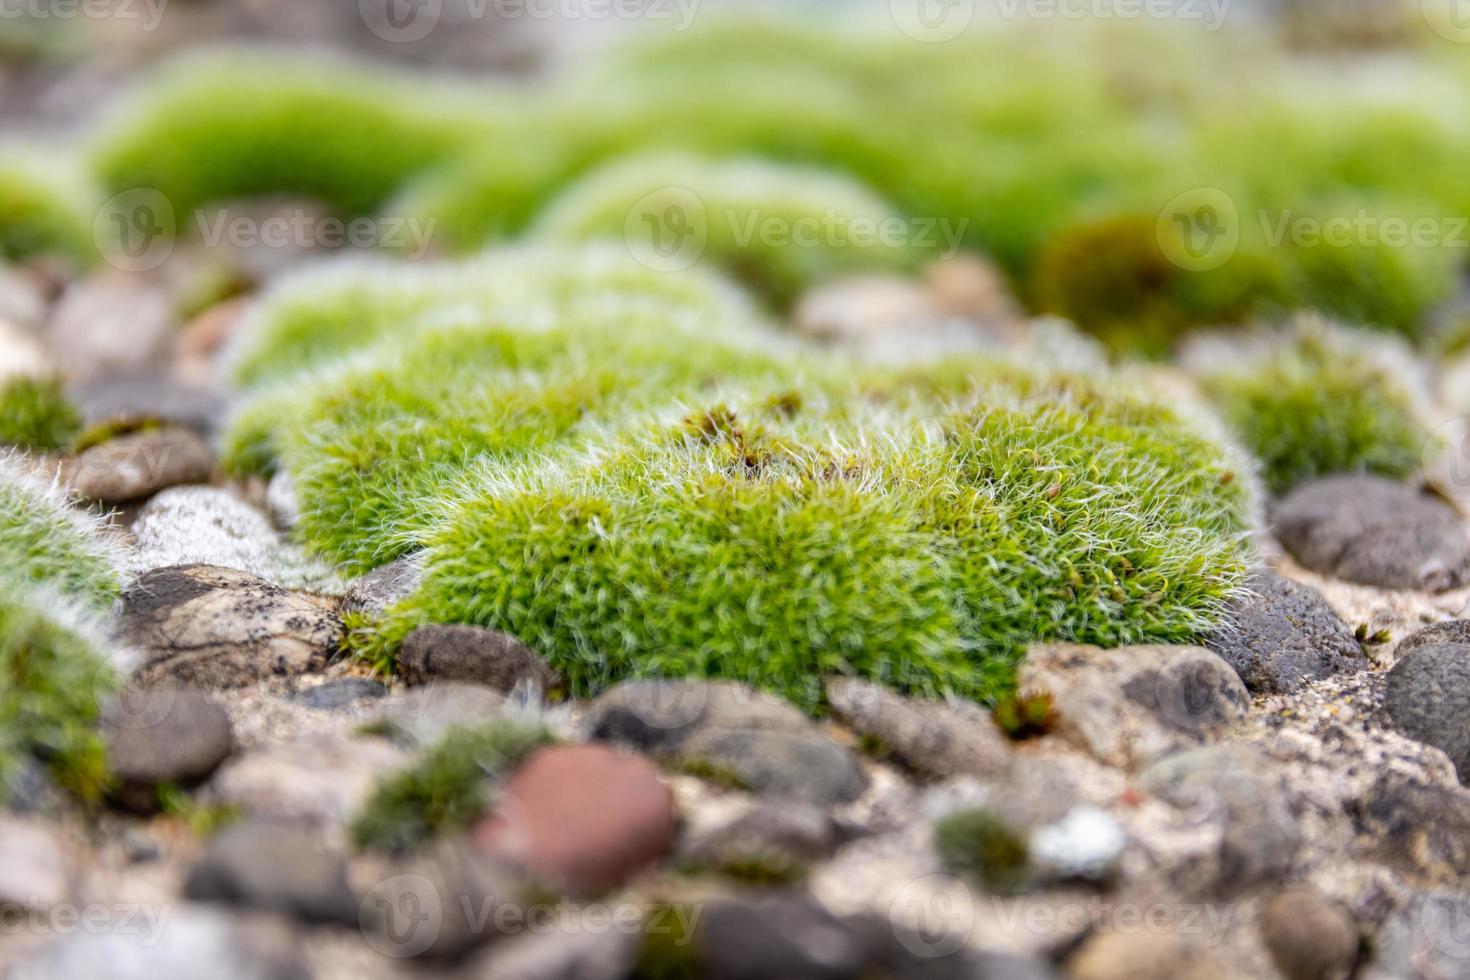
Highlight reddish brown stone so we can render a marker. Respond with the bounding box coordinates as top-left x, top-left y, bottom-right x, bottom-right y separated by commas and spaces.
473, 745, 674, 894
